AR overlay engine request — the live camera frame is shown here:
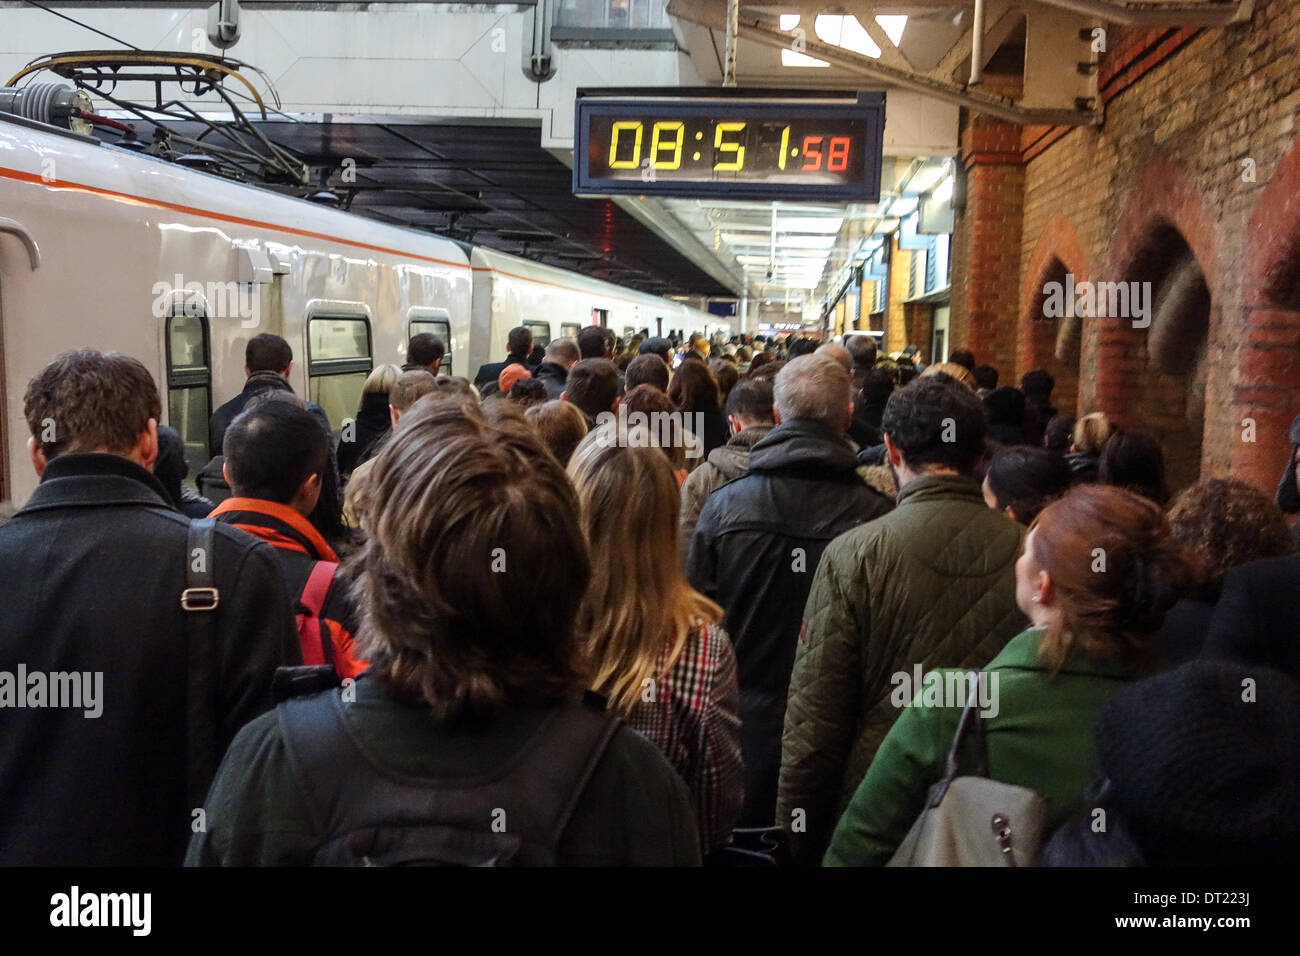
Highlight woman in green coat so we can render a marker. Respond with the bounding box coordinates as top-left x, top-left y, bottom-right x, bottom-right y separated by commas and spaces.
824, 484, 1192, 866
